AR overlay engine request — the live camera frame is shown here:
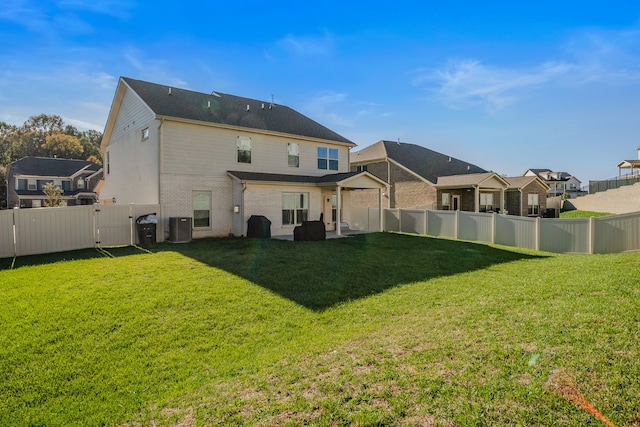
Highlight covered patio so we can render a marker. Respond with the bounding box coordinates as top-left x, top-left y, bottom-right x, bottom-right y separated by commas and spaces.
434, 172, 509, 213
228, 170, 388, 237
